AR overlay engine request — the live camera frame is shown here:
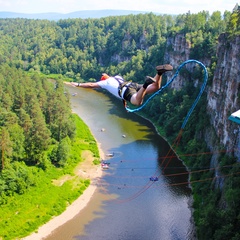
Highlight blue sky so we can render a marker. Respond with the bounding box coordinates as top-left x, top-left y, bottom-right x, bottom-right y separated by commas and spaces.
0, 0, 238, 15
